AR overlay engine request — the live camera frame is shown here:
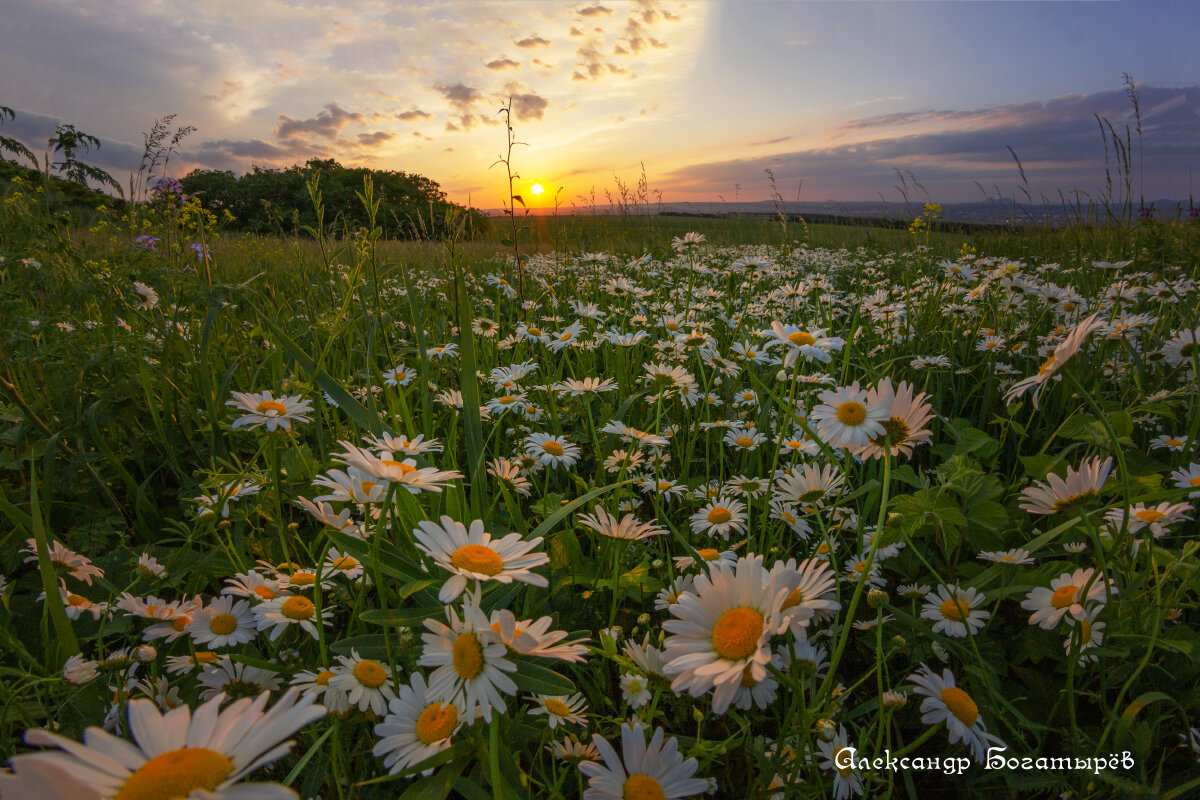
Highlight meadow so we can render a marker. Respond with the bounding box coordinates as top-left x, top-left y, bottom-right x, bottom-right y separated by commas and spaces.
1, 170, 1199, 800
